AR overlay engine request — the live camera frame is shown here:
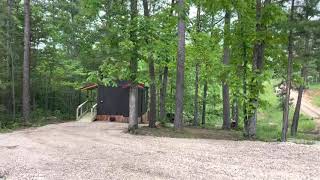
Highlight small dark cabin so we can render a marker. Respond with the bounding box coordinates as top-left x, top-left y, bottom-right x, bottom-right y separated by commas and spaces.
95, 81, 148, 122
